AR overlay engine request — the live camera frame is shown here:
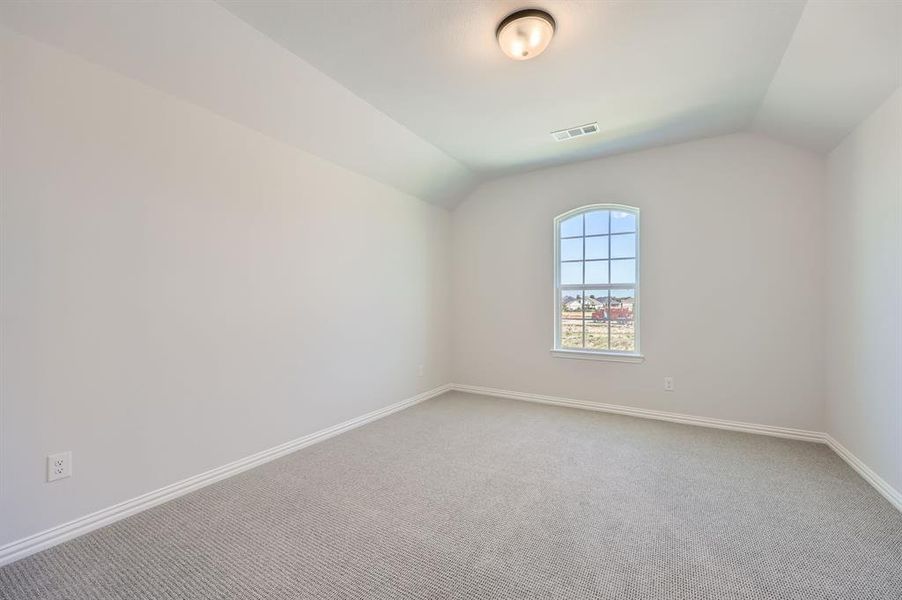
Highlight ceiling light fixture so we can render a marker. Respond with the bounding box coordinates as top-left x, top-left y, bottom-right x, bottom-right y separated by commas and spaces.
496, 9, 555, 61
